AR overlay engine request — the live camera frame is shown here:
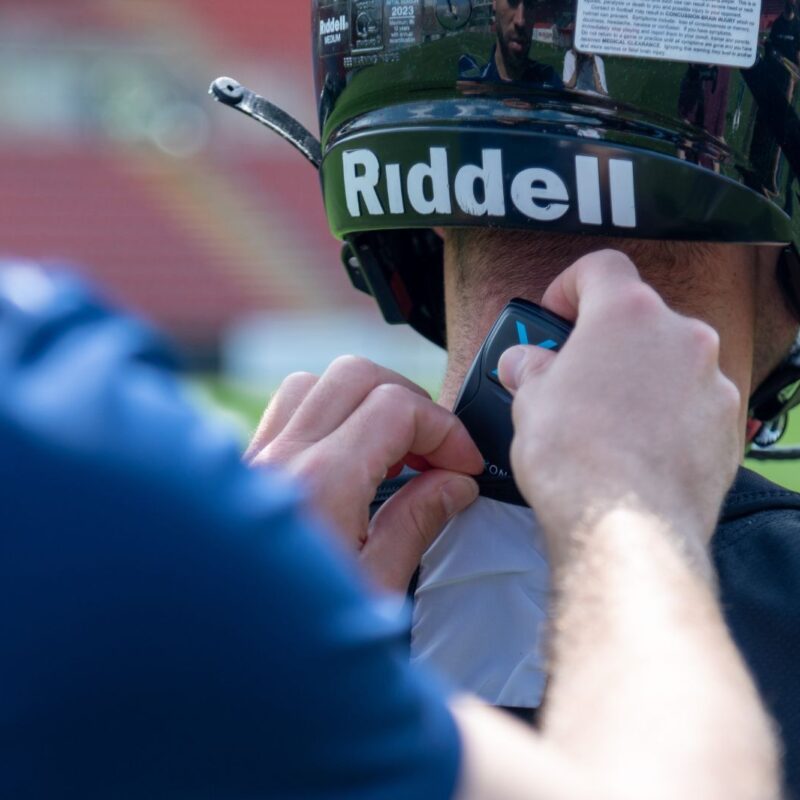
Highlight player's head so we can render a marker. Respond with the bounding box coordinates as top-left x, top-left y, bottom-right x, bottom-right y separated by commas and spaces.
312, 0, 800, 440
785, 1, 798, 19
218, 0, 800, 442
312, 0, 799, 338
493, 0, 536, 77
